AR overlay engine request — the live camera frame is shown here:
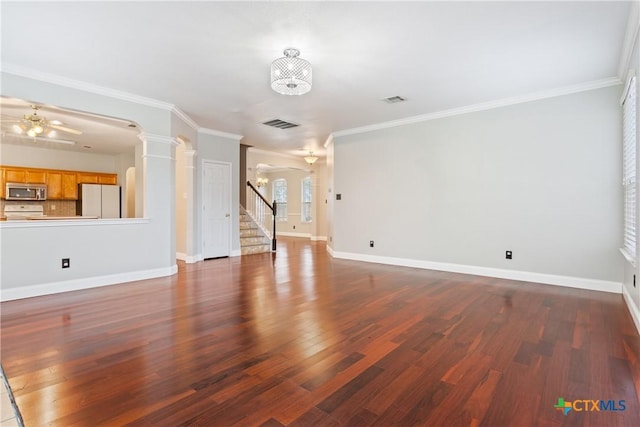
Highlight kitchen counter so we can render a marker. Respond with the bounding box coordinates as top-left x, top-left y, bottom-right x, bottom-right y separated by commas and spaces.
27, 215, 100, 220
